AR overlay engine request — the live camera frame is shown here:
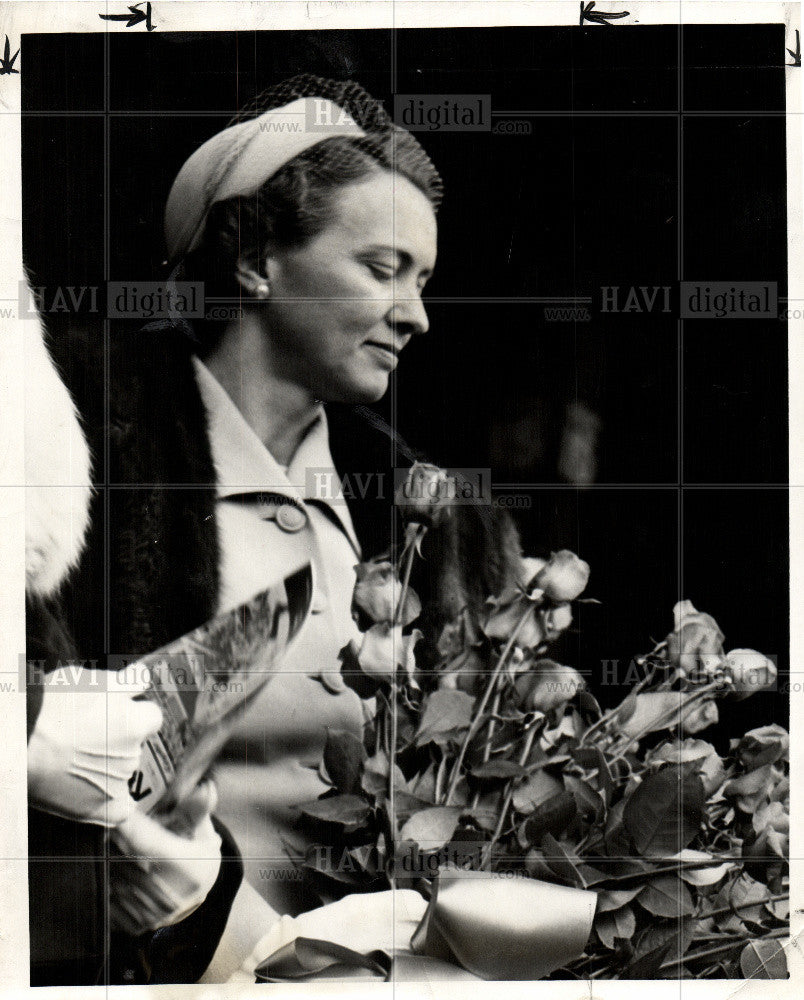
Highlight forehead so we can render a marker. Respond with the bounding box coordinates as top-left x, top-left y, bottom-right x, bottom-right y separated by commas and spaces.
325, 172, 438, 265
